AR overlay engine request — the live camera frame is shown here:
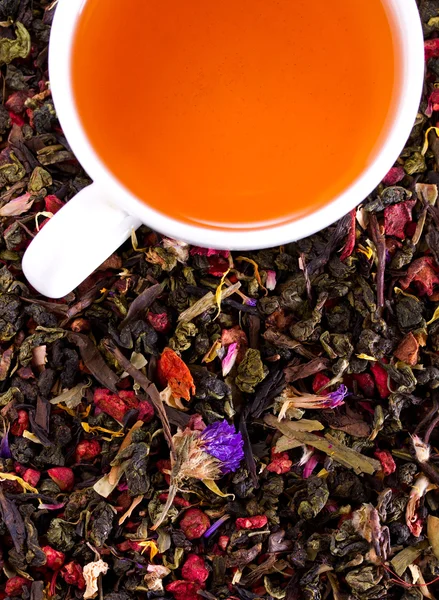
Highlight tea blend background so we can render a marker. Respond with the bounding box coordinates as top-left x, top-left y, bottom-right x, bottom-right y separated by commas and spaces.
2, 1, 439, 600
